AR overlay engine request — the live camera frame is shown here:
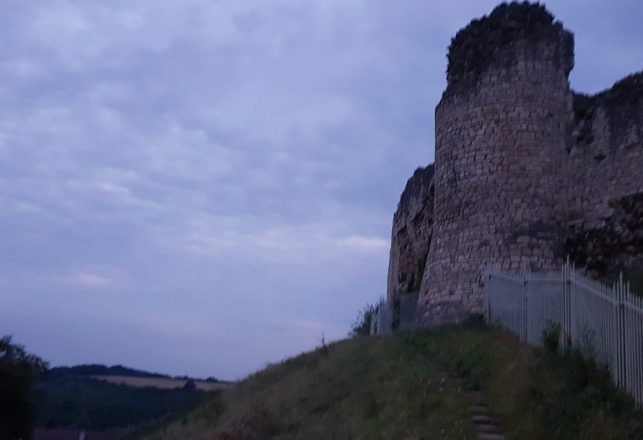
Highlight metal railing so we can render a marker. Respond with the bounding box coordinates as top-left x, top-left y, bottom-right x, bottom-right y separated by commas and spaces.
370, 294, 419, 336
486, 261, 643, 406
